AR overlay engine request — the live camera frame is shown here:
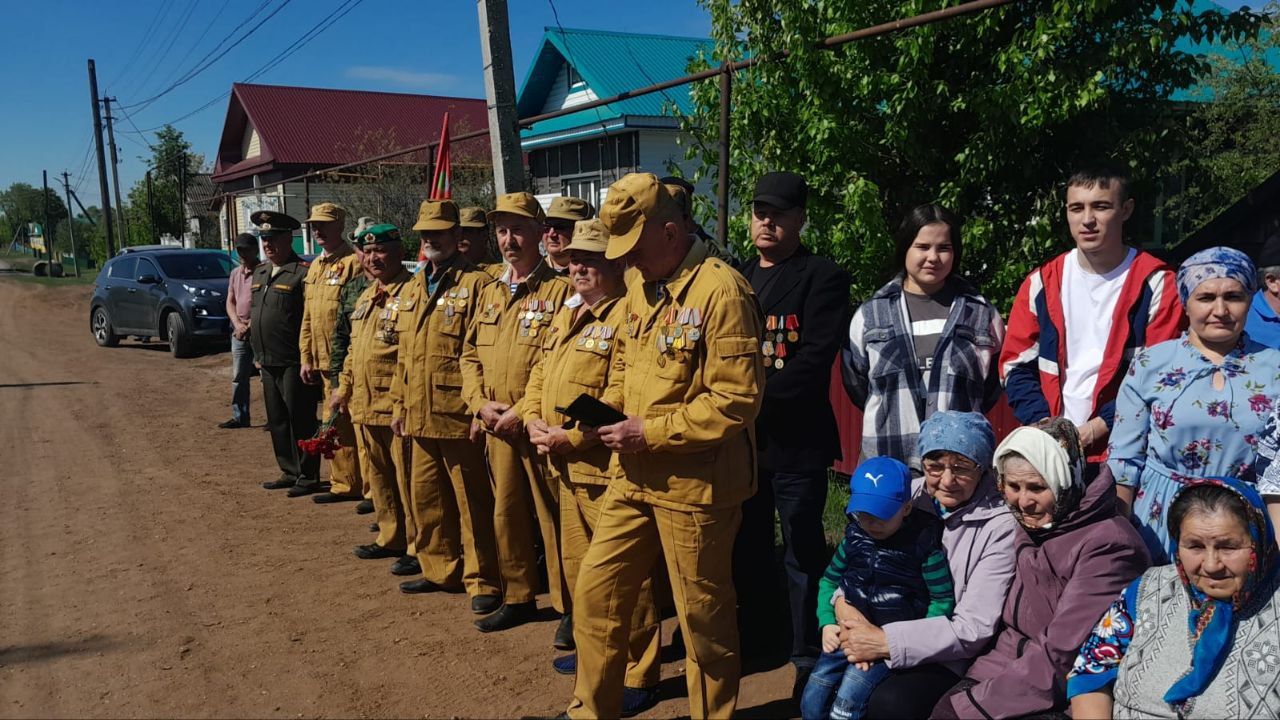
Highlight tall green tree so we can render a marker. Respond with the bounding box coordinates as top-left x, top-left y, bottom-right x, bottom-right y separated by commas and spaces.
0, 181, 70, 255
1164, 2, 1280, 237
678, 0, 1263, 306
123, 125, 203, 246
